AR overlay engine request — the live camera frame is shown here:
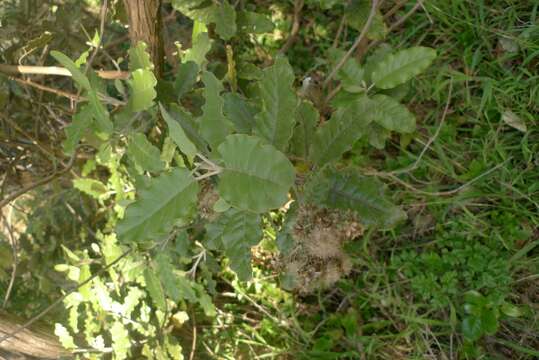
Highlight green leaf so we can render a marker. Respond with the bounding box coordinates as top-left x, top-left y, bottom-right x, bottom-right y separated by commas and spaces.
155, 253, 197, 302
143, 268, 166, 311
289, 100, 319, 158
110, 321, 130, 360
237, 11, 274, 34
128, 69, 157, 112
63, 105, 93, 155
367, 123, 391, 149
217, 134, 295, 213
372, 47, 437, 89
213, 1, 237, 40
87, 91, 113, 139
172, 0, 237, 40
199, 71, 233, 149
221, 209, 262, 280
73, 178, 108, 199
128, 42, 153, 71
371, 94, 416, 133
253, 57, 297, 151
309, 96, 374, 166
184, 32, 212, 68
169, 104, 209, 154
51, 50, 91, 91
174, 61, 199, 99
160, 103, 198, 161
346, 0, 387, 40
338, 58, 365, 93
501, 303, 523, 318
306, 167, 407, 229
127, 133, 165, 173
223, 92, 258, 134
364, 43, 393, 84
116, 168, 199, 242
462, 316, 483, 341
482, 308, 499, 335
54, 323, 76, 349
